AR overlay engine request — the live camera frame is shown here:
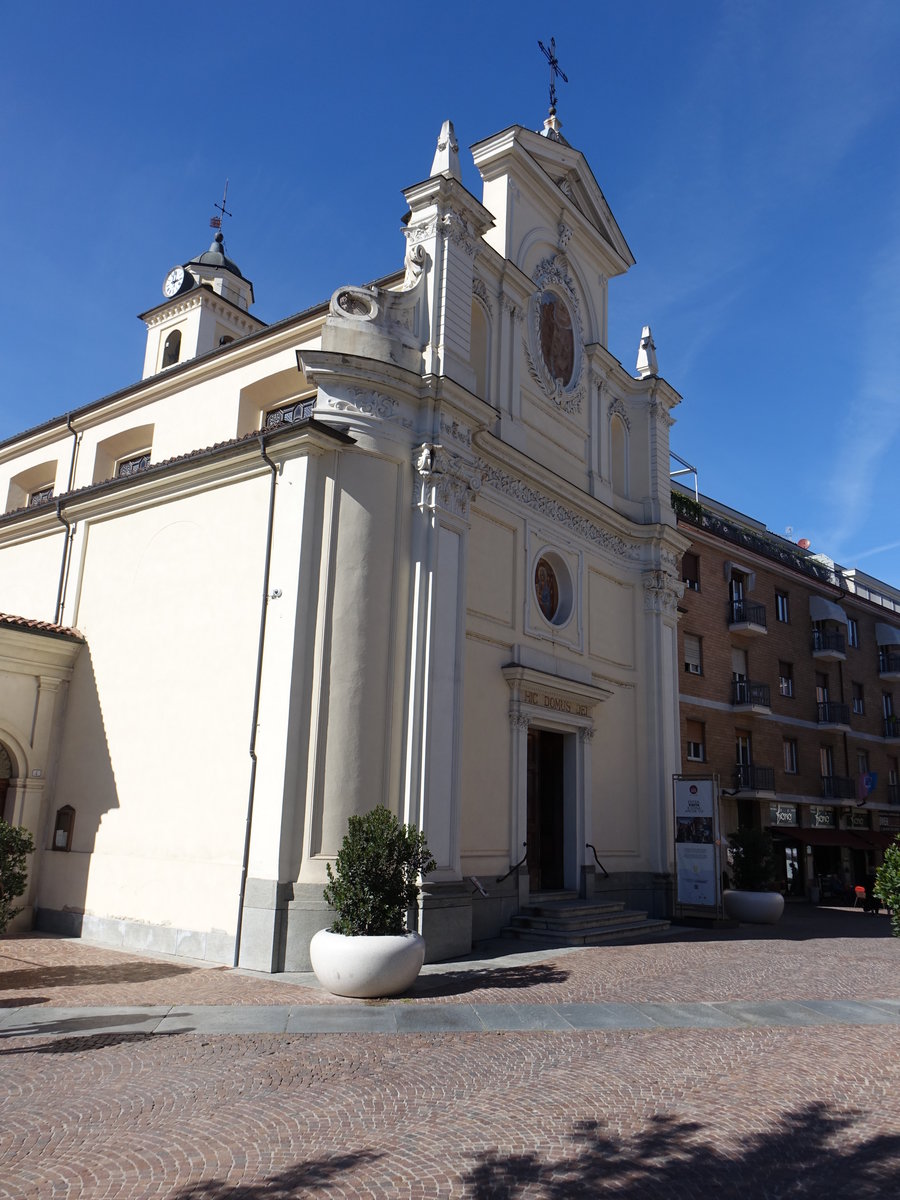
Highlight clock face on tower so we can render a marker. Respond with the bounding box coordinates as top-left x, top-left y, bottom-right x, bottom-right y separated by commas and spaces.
163, 266, 186, 298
